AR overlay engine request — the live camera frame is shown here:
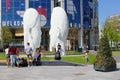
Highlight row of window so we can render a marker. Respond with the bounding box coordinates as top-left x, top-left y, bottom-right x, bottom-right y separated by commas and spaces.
1, 0, 98, 29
